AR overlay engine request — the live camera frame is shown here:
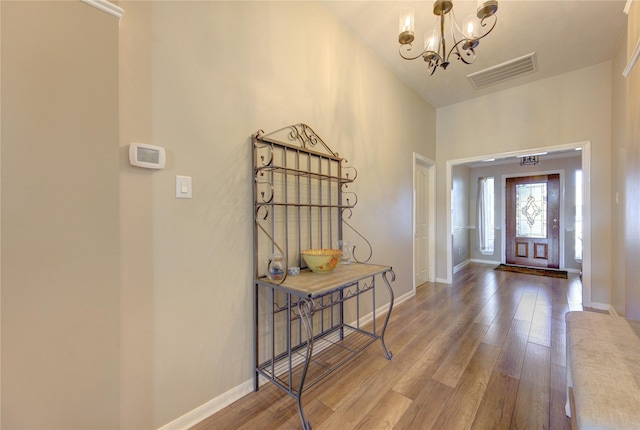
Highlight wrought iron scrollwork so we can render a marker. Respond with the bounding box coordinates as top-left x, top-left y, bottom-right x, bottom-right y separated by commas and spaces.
341, 191, 358, 209
253, 134, 274, 167
254, 179, 274, 204
285, 123, 339, 158
295, 297, 315, 430
340, 210, 373, 264
341, 165, 358, 186
254, 205, 288, 285
380, 269, 396, 359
